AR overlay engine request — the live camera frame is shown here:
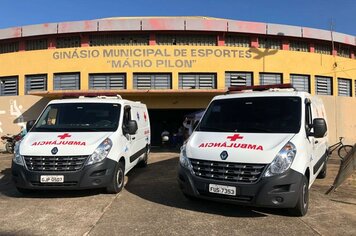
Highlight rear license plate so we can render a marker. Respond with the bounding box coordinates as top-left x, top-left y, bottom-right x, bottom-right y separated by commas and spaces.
209, 184, 236, 196
40, 175, 64, 183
